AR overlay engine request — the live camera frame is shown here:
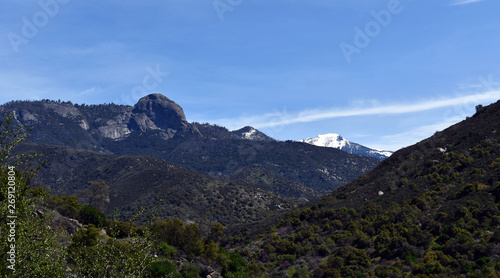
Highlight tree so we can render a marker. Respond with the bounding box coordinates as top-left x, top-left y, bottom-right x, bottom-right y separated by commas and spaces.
69, 232, 155, 277
180, 263, 201, 278
225, 252, 248, 275
47, 194, 84, 219
0, 113, 162, 277
80, 179, 109, 211
72, 224, 100, 246
149, 261, 182, 278
0, 113, 67, 277
210, 222, 224, 241
77, 205, 106, 227
0, 113, 39, 169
